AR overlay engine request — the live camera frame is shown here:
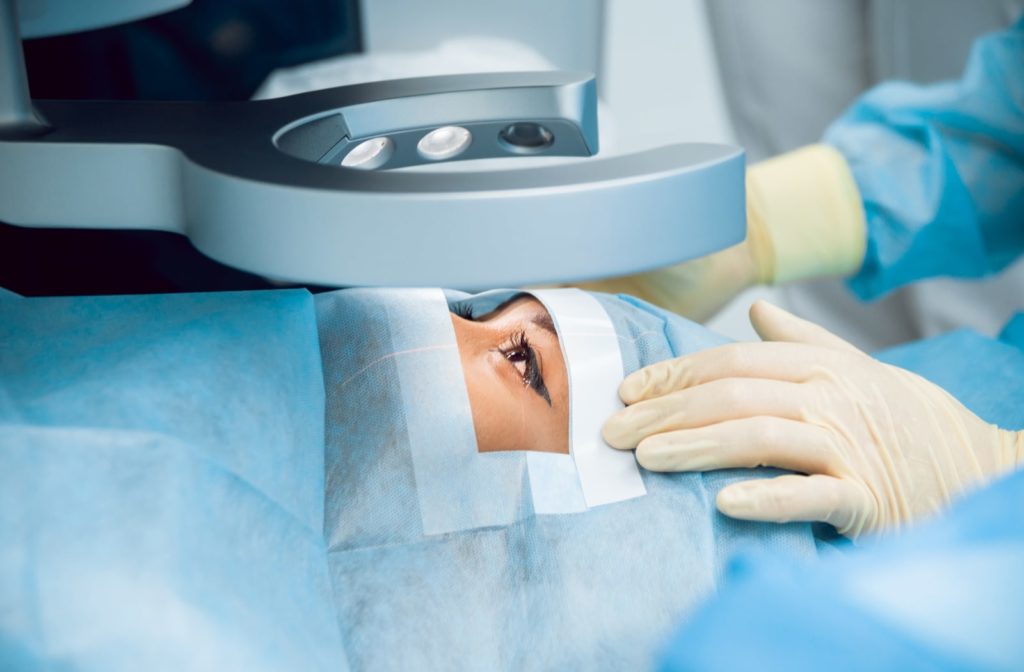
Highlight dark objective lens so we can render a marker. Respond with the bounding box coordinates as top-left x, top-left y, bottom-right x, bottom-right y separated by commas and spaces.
498, 122, 554, 153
